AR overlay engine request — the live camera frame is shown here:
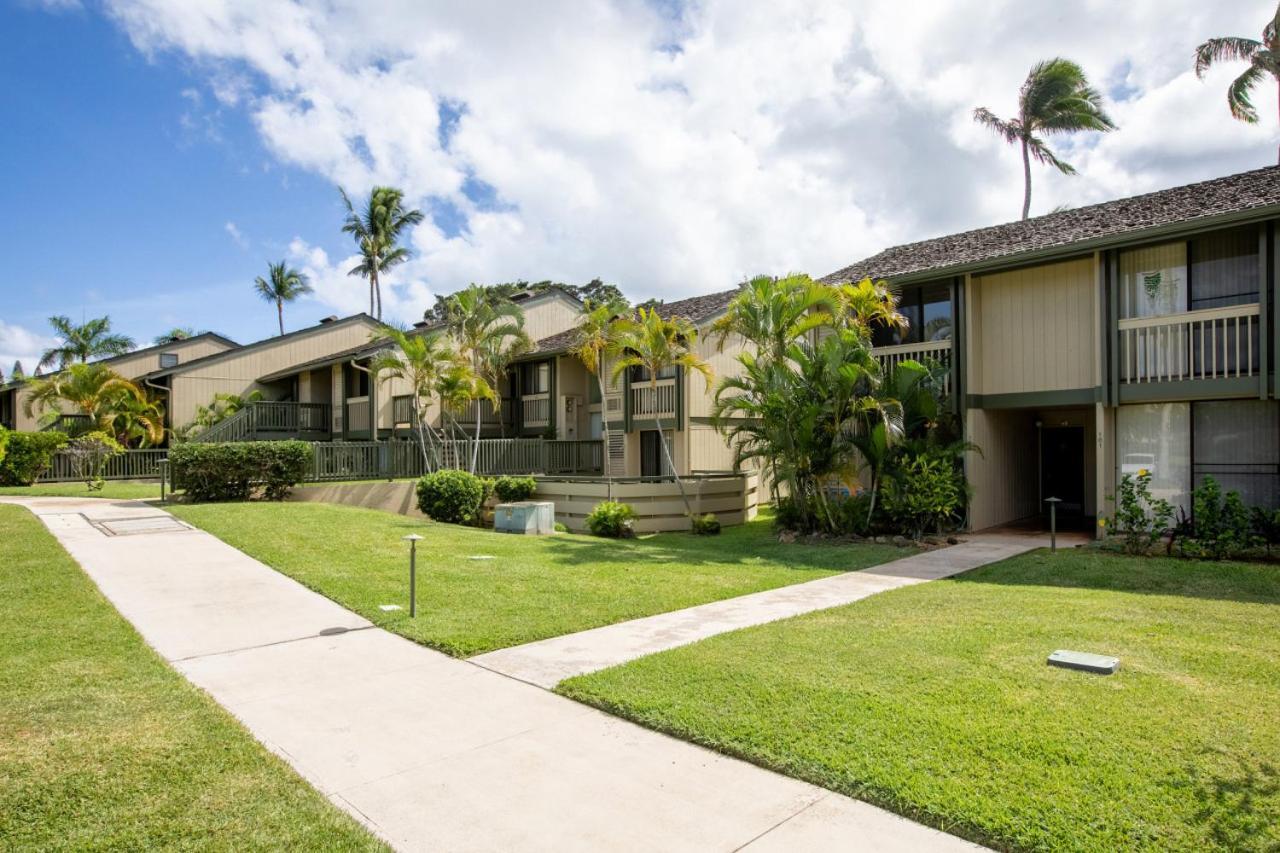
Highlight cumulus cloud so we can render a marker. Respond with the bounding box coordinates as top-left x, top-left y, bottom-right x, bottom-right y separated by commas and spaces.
286, 238, 436, 324
0, 321, 58, 376
101, 0, 1274, 306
